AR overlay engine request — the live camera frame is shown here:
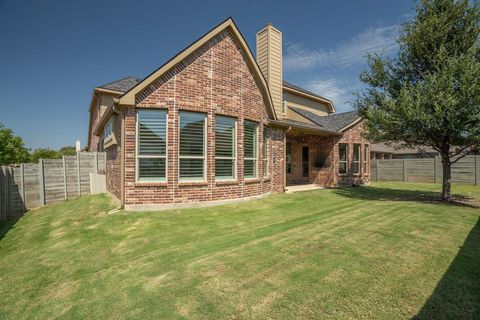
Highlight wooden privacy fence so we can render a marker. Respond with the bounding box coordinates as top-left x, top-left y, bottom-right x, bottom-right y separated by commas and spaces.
0, 152, 106, 221
371, 155, 480, 185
